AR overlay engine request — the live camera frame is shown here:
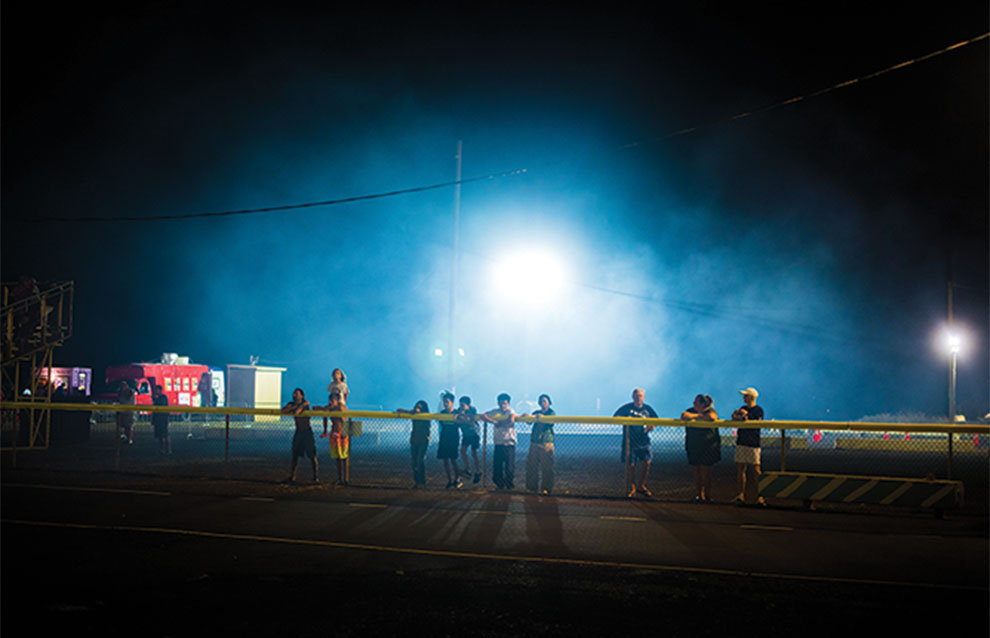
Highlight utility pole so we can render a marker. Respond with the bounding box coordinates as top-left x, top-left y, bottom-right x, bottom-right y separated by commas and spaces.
447, 140, 462, 394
